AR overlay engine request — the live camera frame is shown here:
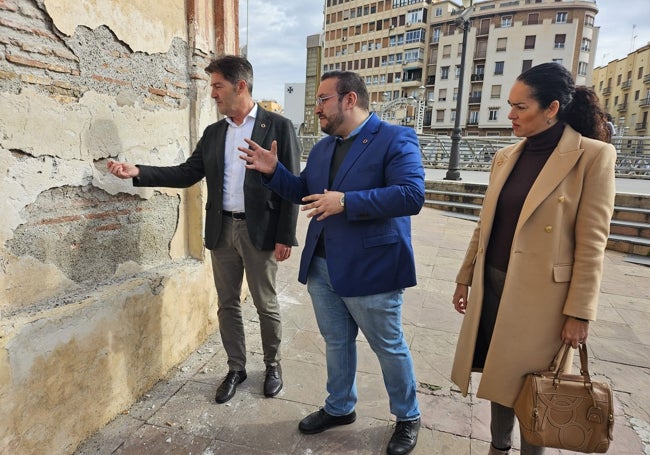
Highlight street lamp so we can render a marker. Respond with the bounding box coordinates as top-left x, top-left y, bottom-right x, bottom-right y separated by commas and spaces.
445, 1, 473, 181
